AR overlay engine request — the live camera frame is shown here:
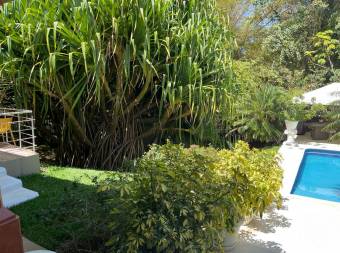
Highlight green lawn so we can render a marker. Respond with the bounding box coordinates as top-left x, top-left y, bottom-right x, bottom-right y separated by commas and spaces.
261, 145, 280, 153
11, 166, 117, 252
